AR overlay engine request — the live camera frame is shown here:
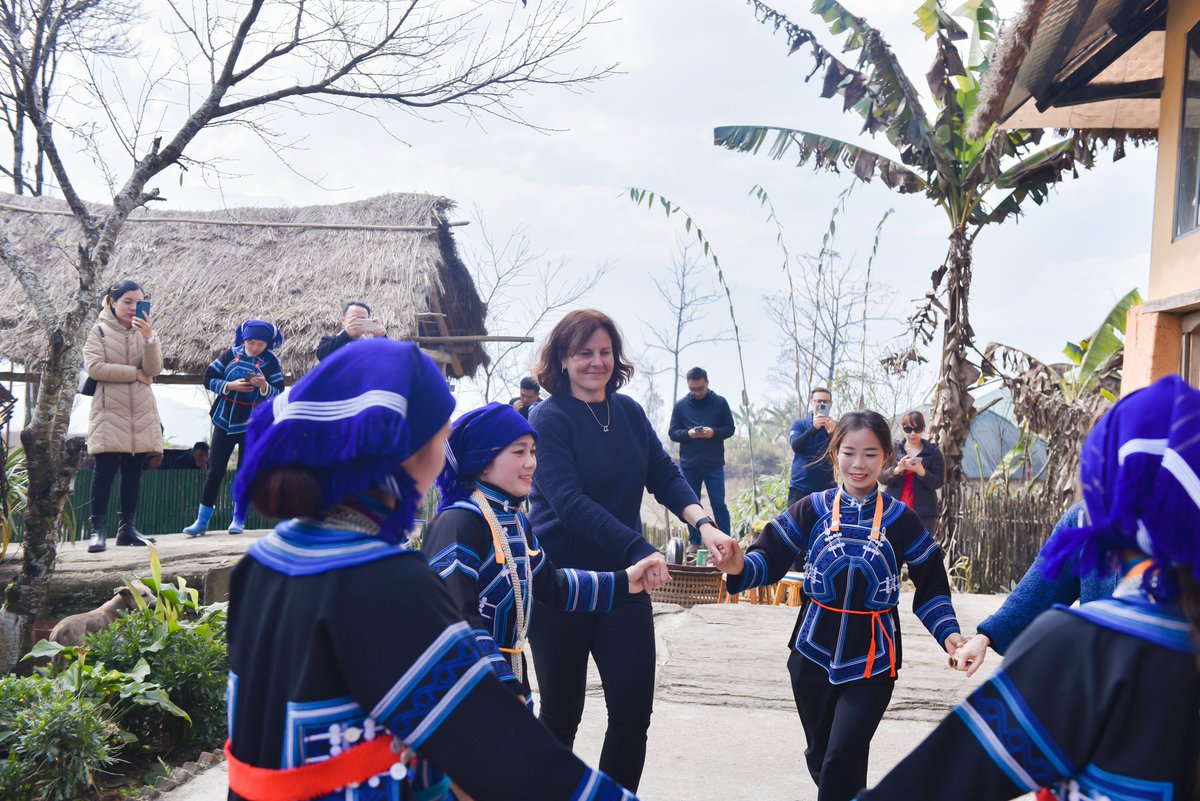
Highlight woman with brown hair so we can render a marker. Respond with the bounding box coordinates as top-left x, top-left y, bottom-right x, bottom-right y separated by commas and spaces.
880, 410, 944, 536
526, 309, 738, 791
